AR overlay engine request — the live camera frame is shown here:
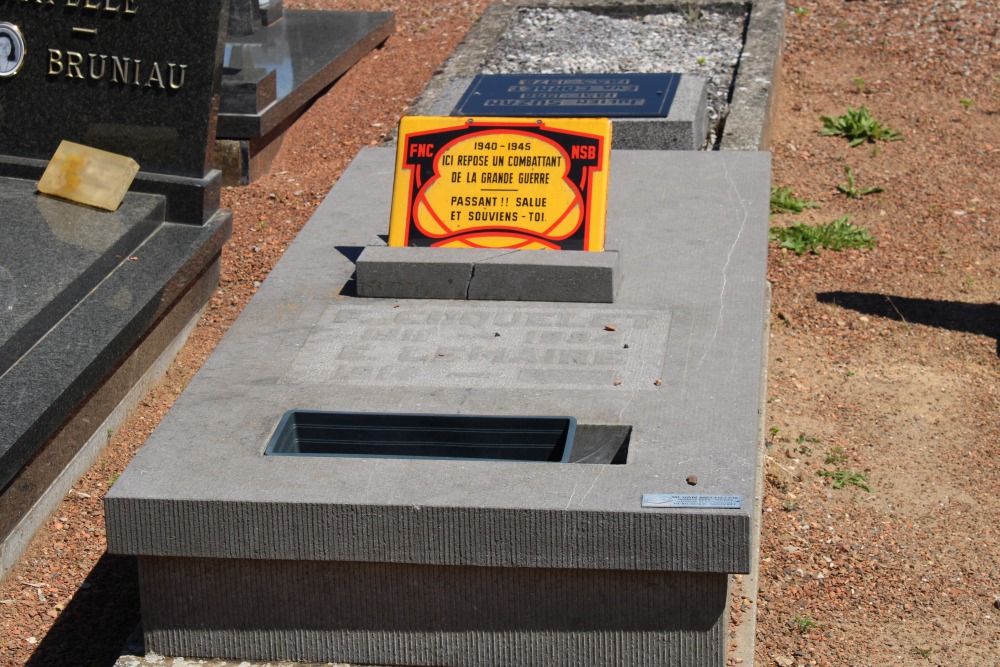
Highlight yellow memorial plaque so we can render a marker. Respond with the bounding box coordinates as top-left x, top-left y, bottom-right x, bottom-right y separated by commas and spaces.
390, 116, 611, 251
37, 140, 140, 212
